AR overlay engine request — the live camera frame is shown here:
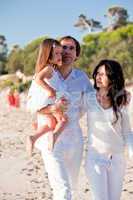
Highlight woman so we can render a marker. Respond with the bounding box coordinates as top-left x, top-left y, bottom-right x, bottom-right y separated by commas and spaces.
84, 59, 133, 200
